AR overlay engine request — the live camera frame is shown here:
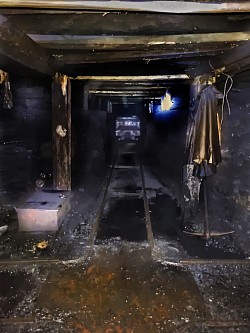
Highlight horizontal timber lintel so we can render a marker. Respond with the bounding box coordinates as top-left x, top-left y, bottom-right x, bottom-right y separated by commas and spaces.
73, 74, 189, 81
0, 1, 250, 14
29, 32, 250, 49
